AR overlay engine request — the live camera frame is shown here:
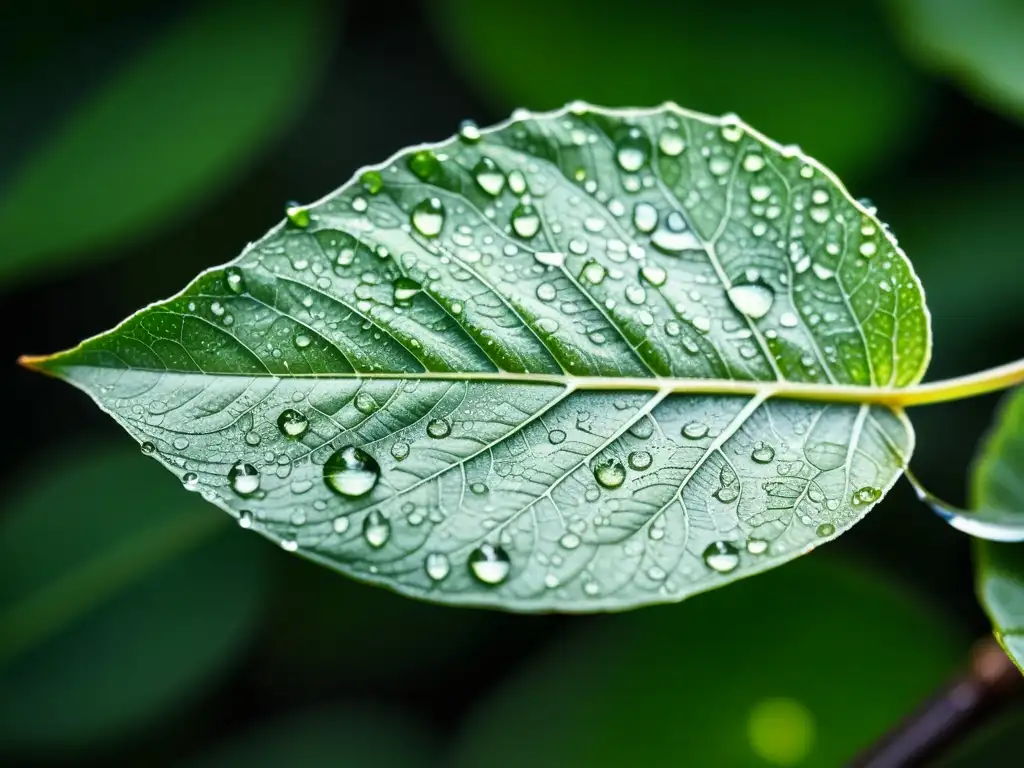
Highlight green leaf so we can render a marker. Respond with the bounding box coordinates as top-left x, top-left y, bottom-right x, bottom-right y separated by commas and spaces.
431, 0, 931, 182
0, 447, 267, 751
187, 705, 439, 768
27, 104, 931, 612
0, 0, 335, 288
972, 388, 1024, 671
890, 0, 1024, 121
450, 556, 966, 767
